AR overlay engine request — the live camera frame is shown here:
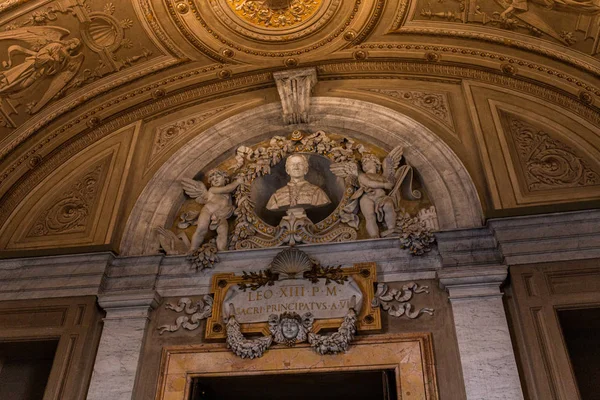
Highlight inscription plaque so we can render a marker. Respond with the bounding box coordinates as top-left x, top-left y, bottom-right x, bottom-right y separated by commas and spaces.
223, 278, 363, 323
